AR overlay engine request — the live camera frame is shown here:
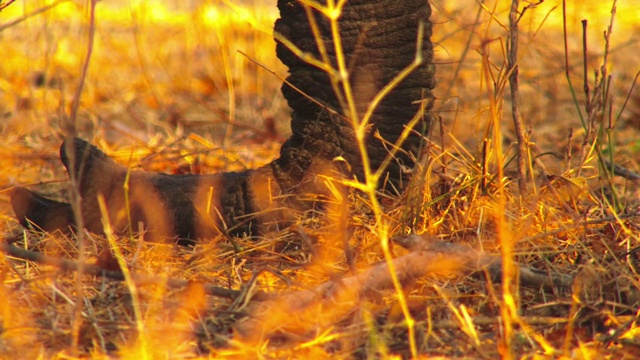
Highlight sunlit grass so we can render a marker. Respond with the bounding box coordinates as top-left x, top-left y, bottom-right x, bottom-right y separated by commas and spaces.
2, 0, 640, 358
